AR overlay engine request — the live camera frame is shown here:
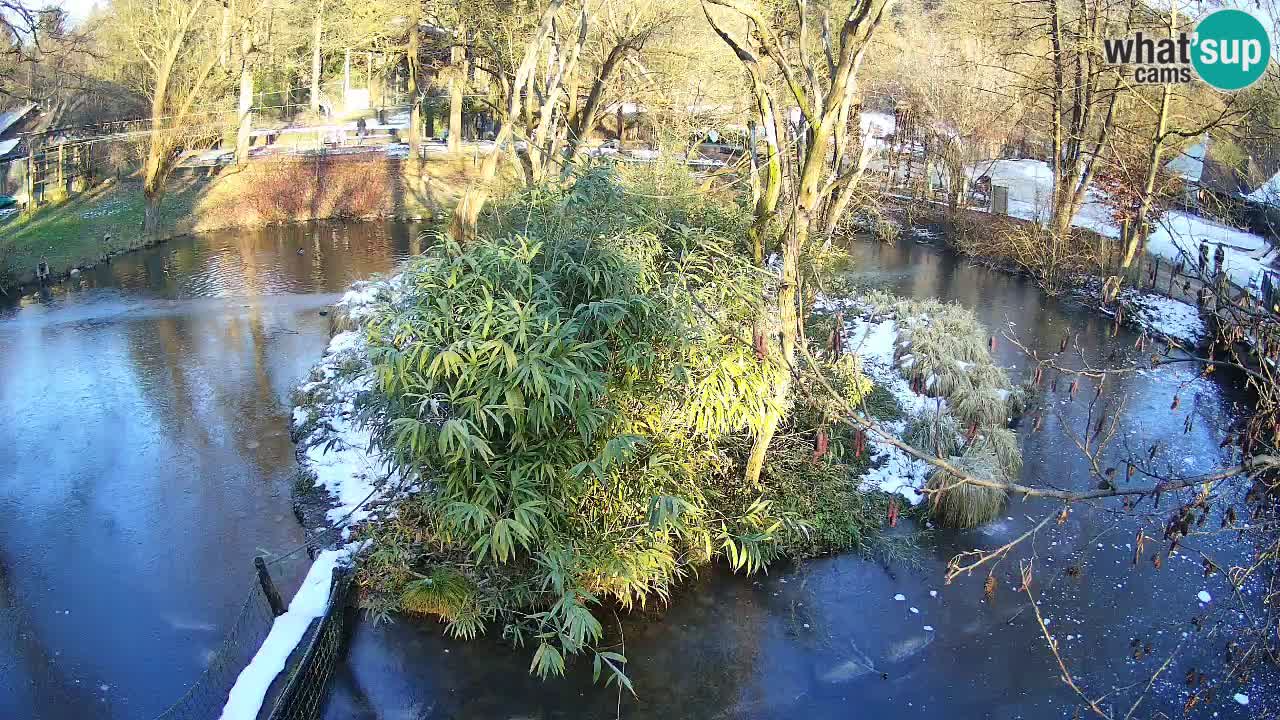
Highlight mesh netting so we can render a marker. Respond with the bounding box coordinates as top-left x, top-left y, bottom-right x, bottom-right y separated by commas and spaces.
152, 579, 278, 720
265, 568, 354, 720
151, 546, 353, 720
